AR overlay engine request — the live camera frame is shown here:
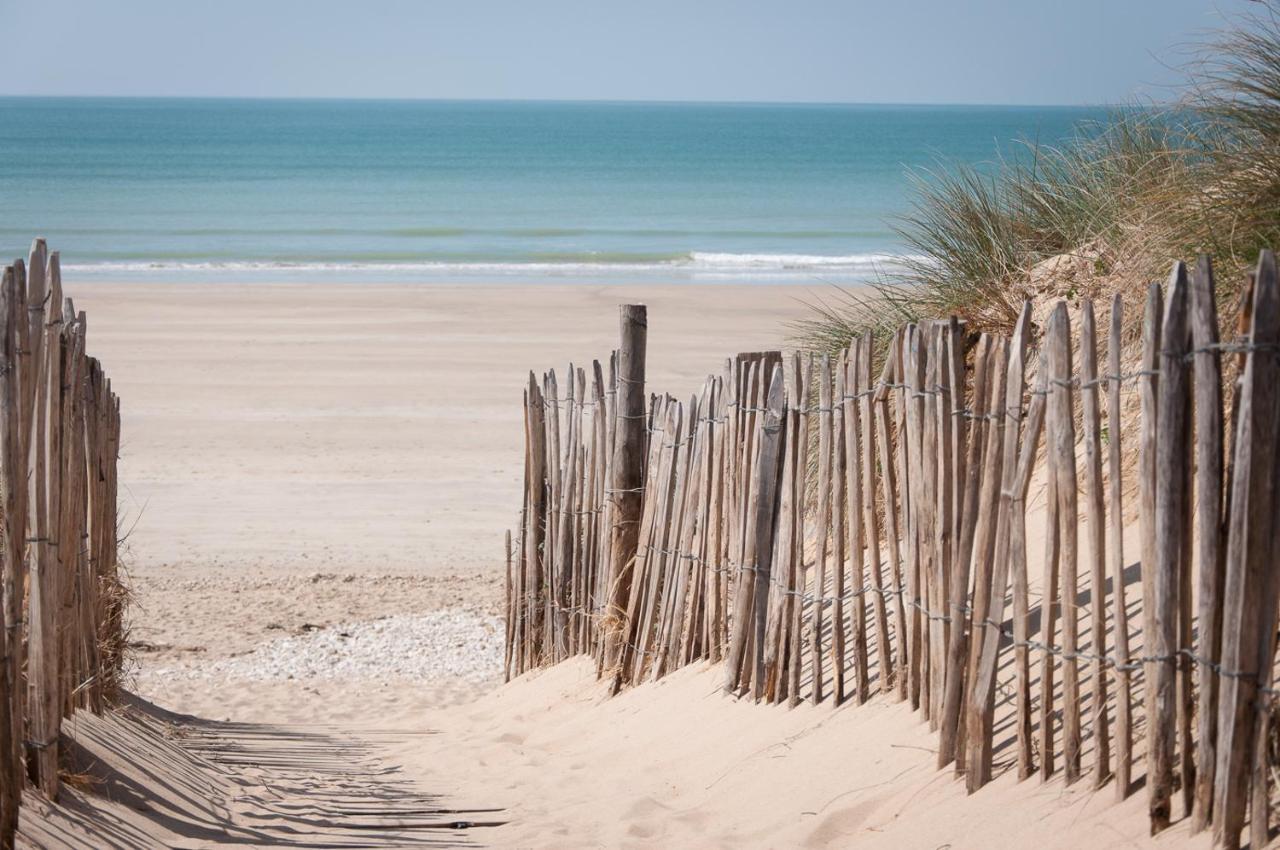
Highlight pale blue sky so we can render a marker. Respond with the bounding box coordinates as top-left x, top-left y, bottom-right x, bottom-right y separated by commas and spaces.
0, 0, 1261, 104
